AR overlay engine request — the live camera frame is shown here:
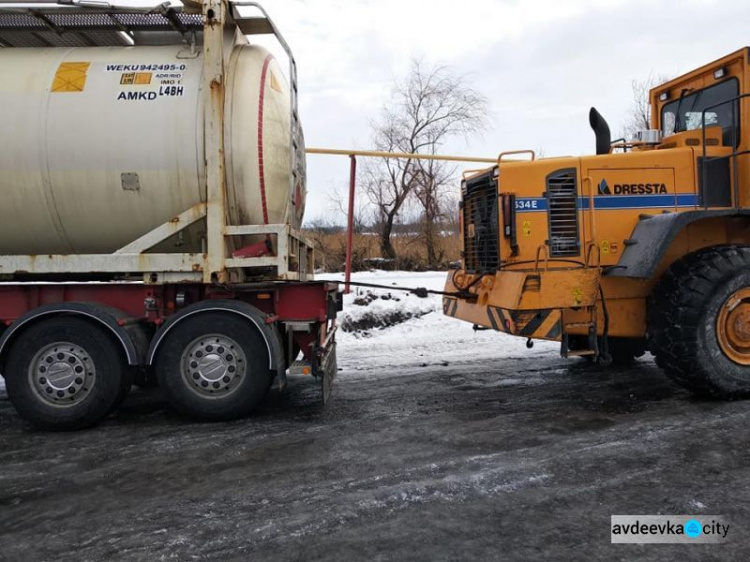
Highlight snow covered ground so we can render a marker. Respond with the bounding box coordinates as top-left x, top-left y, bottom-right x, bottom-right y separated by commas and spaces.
319, 270, 559, 379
